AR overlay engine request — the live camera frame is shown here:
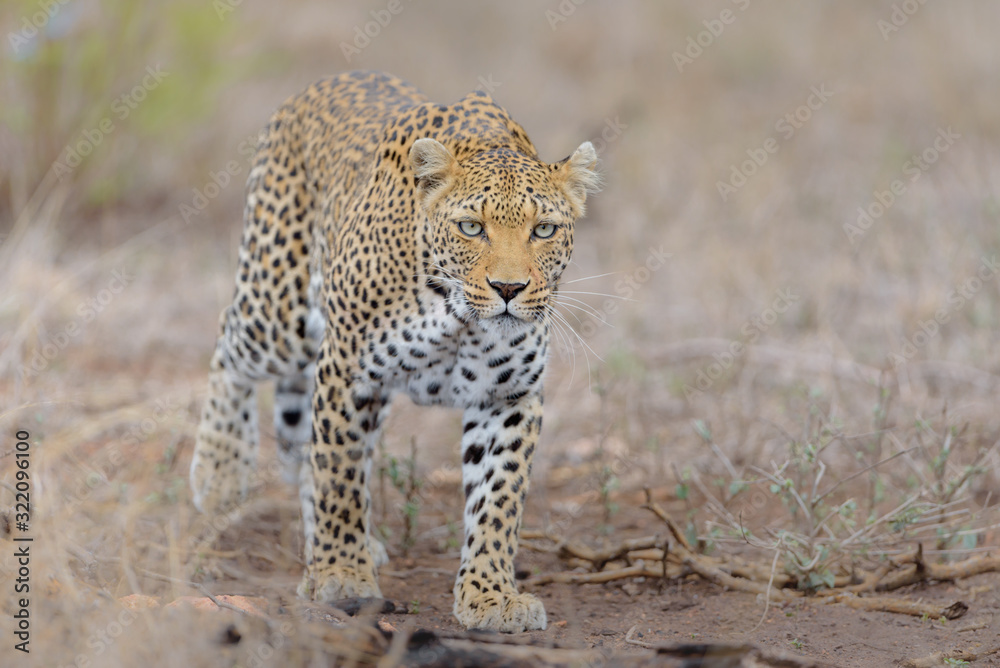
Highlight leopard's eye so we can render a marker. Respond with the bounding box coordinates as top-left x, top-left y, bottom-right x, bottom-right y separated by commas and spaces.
533, 223, 557, 239
457, 220, 483, 237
